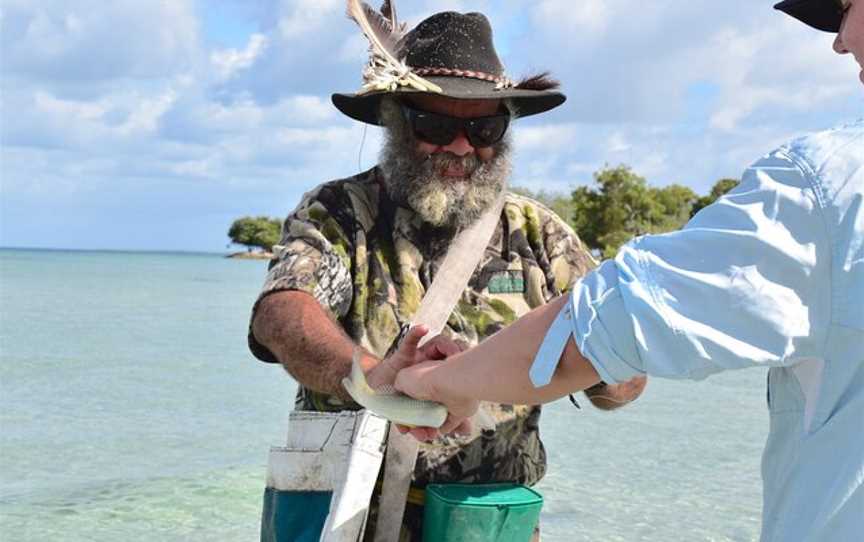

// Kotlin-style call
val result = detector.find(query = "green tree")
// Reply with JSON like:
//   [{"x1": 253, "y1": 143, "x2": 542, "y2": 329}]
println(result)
[
  {"x1": 690, "y1": 178, "x2": 740, "y2": 218},
  {"x1": 652, "y1": 183, "x2": 700, "y2": 231},
  {"x1": 514, "y1": 169, "x2": 738, "y2": 260},
  {"x1": 571, "y1": 165, "x2": 697, "y2": 259},
  {"x1": 228, "y1": 216, "x2": 282, "y2": 252}
]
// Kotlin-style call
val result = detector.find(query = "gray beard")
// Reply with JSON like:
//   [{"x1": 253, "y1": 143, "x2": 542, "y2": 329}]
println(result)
[{"x1": 378, "y1": 100, "x2": 512, "y2": 233}]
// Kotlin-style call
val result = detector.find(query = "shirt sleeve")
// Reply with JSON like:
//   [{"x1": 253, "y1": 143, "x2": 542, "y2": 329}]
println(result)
[
  {"x1": 247, "y1": 189, "x2": 355, "y2": 363},
  {"x1": 567, "y1": 150, "x2": 832, "y2": 383}
]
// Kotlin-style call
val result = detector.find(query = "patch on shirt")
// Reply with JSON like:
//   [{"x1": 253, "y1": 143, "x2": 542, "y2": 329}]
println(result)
[{"x1": 487, "y1": 270, "x2": 525, "y2": 294}]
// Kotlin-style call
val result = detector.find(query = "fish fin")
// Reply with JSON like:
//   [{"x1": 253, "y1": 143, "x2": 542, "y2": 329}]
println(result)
[
  {"x1": 473, "y1": 405, "x2": 497, "y2": 431},
  {"x1": 350, "y1": 352, "x2": 376, "y2": 397},
  {"x1": 451, "y1": 407, "x2": 496, "y2": 440},
  {"x1": 341, "y1": 377, "x2": 359, "y2": 404}
]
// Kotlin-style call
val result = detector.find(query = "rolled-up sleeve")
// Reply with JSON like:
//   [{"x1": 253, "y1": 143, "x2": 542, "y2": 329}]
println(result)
[
  {"x1": 247, "y1": 193, "x2": 355, "y2": 363},
  {"x1": 572, "y1": 151, "x2": 831, "y2": 383}
]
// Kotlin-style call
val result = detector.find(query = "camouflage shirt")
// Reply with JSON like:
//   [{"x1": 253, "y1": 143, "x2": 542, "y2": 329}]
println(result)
[{"x1": 249, "y1": 167, "x2": 595, "y2": 487}]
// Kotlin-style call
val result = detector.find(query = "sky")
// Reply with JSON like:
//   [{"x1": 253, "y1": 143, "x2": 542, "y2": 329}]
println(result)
[{"x1": 1, "y1": 0, "x2": 863, "y2": 252}]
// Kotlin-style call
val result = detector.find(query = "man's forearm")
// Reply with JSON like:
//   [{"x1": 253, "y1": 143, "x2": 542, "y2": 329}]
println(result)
[
  {"x1": 427, "y1": 295, "x2": 602, "y2": 405},
  {"x1": 251, "y1": 290, "x2": 377, "y2": 401}
]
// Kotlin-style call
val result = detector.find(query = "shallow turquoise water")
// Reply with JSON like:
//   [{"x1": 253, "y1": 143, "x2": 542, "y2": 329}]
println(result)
[{"x1": 0, "y1": 249, "x2": 765, "y2": 541}]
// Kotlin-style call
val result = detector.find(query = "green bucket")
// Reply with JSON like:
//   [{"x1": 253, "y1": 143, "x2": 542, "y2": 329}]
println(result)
[{"x1": 422, "y1": 483, "x2": 543, "y2": 542}]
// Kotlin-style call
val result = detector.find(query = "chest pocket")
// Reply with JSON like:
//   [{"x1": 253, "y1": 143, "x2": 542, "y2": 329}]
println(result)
[{"x1": 477, "y1": 261, "x2": 532, "y2": 321}]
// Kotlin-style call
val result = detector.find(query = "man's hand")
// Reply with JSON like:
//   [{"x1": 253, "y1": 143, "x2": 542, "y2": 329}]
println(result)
[
  {"x1": 365, "y1": 327, "x2": 478, "y2": 441},
  {"x1": 584, "y1": 375, "x2": 648, "y2": 410},
  {"x1": 394, "y1": 354, "x2": 480, "y2": 441},
  {"x1": 362, "y1": 327, "x2": 474, "y2": 441},
  {"x1": 365, "y1": 326, "x2": 464, "y2": 389}
]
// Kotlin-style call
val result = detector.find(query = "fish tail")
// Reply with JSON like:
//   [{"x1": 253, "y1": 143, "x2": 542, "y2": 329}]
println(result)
[
  {"x1": 350, "y1": 353, "x2": 375, "y2": 396},
  {"x1": 341, "y1": 376, "x2": 357, "y2": 402}
]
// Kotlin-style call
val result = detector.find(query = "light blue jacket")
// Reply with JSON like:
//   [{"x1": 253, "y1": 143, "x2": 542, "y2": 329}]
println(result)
[{"x1": 532, "y1": 120, "x2": 863, "y2": 540}]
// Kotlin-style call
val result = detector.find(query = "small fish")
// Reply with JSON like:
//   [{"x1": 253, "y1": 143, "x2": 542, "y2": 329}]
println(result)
[{"x1": 342, "y1": 355, "x2": 448, "y2": 428}]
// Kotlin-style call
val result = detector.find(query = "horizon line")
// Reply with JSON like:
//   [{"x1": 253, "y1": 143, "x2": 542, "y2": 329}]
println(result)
[{"x1": 0, "y1": 245, "x2": 235, "y2": 256}]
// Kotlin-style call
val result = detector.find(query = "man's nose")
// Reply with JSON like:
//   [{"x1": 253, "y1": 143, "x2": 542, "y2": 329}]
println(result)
[{"x1": 440, "y1": 130, "x2": 474, "y2": 157}]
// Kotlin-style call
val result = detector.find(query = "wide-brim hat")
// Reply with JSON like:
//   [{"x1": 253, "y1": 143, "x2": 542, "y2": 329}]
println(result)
[
  {"x1": 333, "y1": 7, "x2": 566, "y2": 126},
  {"x1": 774, "y1": 0, "x2": 845, "y2": 32}
]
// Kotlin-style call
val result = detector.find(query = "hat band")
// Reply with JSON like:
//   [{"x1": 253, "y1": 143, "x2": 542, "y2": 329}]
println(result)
[{"x1": 412, "y1": 67, "x2": 514, "y2": 88}]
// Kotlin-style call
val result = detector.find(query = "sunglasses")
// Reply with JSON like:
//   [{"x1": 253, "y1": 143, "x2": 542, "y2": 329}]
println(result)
[{"x1": 400, "y1": 103, "x2": 511, "y2": 148}]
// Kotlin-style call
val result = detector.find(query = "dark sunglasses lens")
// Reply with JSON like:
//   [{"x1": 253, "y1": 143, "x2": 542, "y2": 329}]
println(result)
[
  {"x1": 411, "y1": 112, "x2": 460, "y2": 146},
  {"x1": 467, "y1": 116, "x2": 509, "y2": 147}
]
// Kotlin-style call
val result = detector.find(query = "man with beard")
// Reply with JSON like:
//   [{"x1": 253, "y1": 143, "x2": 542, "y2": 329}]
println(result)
[{"x1": 248, "y1": 7, "x2": 645, "y2": 540}]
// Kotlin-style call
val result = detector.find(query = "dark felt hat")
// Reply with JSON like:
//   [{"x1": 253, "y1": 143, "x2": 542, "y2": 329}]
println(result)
[
  {"x1": 333, "y1": 10, "x2": 566, "y2": 125},
  {"x1": 774, "y1": 0, "x2": 846, "y2": 32}
]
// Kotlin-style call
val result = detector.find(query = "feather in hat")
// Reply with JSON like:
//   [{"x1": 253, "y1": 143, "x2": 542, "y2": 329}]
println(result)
[
  {"x1": 379, "y1": 0, "x2": 403, "y2": 33},
  {"x1": 346, "y1": 0, "x2": 442, "y2": 94}
]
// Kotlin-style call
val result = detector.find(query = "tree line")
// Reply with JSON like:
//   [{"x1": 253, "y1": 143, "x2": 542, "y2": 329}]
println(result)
[
  {"x1": 228, "y1": 165, "x2": 738, "y2": 258},
  {"x1": 513, "y1": 165, "x2": 738, "y2": 259}
]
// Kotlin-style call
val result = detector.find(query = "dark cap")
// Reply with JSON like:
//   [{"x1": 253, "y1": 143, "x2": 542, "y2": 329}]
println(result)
[{"x1": 774, "y1": 0, "x2": 846, "y2": 32}]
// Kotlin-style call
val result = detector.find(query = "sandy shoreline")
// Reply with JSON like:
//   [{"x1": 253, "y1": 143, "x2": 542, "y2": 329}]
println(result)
[{"x1": 226, "y1": 251, "x2": 274, "y2": 260}]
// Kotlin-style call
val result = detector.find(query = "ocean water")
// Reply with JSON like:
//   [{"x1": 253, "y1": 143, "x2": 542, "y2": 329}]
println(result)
[{"x1": 0, "y1": 249, "x2": 766, "y2": 541}]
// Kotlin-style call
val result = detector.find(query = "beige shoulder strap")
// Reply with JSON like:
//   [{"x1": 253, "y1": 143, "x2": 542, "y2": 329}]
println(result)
[{"x1": 373, "y1": 194, "x2": 506, "y2": 542}]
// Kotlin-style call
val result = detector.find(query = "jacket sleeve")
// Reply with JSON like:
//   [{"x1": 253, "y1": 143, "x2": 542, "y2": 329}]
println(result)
[
  {"x1": 247, "y1": 187, "x2": 355, "y2": 363},
  {"x1": 569, "y1": 150, "x2": 832, "y2": 383}
]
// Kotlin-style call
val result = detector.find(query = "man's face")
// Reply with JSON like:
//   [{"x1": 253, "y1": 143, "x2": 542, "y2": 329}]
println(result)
[
  {"x1": 834, "y1": 0, "x2": 864, "y2": 85},
  {"x1": 407, "y1": 95, "x2": 502, "y2": 167},
  {"x1": 378, "y1": 95, "x2": 512, "y2": 232}
]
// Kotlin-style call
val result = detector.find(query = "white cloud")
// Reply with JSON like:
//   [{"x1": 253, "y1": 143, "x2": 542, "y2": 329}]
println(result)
[
  {"x1": 271, "y1": 96, "x2": 338, "y2": 124},
  {"x1": 337, "y1": 34, "x2": 369, "y2": 64},
  {"x1": 171, "y1": 157, "x2": 220, "y2": 179},
  {"x1": 34, "y1": 91, "x2": 109, "y2": 121},
  {"x1": 2, "y1": 0, "x2": 862, "y2": 251},
  {"x1": 518, "y1": 0, "x2": 856, "y2": 131},
  {"x1": 514, "y1": 124, "x2": 580, "y2": 153},
  {"x1": 277, "y1": 0, "x2": 342, "y2": 39},
  {"x1": 211, "y1": 34, "x2": 269, "y2": 80},
  {"x1": 534, "y1": 0, "x2": 610, "y2": 34},
  {"x1": 120, "y1": 90, "x2": 179, "y2": 135},
  {"x1": 607, "y1": 133, "x2": 632, "y2": 153},
  {"x1": 157, "y1": 94, "x2": 337, "y2": 146},
  {"x1": 28, "y1": 87, "x2": 178, "y2": 141},
  {"x1": 2, "y1": 0, "x2": 200, "y2": 84},
  {"x1": 701, "y1": 24, "x2": 851, "y2": 131}
]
